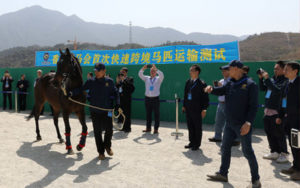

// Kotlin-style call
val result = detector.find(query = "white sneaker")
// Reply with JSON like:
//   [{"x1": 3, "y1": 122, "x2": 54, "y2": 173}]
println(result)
[
  {"x1": 276, "y1": 153, "x2": 289, "y2": 163},
  {"x1": 263, "y1": 152, "x2": 279, "y2": 160}
]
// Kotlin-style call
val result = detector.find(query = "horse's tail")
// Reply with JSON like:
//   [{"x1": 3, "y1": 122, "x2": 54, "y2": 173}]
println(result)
[{"x1": 26, "y1": 106, "x2": 35, "y2": 121}]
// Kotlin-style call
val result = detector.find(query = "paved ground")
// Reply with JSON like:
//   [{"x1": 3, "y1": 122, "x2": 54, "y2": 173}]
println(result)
[{"x1": 0, "y1": 111, "x2": 299, "y2": 188}]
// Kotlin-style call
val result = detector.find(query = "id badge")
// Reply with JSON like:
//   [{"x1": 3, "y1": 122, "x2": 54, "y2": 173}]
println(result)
[
  {"x1": 107, "y1": 112, "x2": 112, "y2": 117},
  {"x1": 282, "y1": 98, "x2": 287, "y2": 108},
  {"x1": 188, "y1": 93, "x2": 192, "y2": 100},
  {"x1": 265, "y1": 90, "x2": 272, "y2": 99},
  {"x1": 119, "y1": 87, "x2": 123, "y2": 93},
  {"x1": 149, "y1": 86, "x2": 154, "y2": 91}
]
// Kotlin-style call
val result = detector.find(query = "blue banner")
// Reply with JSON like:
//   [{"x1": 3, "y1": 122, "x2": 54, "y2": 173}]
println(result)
[{"x1": 35, "y1": 41, "x2": 239, "y2": 67}]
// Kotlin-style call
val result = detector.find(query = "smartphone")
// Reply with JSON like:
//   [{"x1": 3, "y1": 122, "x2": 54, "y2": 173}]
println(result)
[{"x1": 146, "y1": 64, "x2": 153, "y2": 68}]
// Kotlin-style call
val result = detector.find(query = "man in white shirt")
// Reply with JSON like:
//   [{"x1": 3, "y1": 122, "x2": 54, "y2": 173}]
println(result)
[{"x1": 138, "y1": 64, "x2": 164, "y2": 134}]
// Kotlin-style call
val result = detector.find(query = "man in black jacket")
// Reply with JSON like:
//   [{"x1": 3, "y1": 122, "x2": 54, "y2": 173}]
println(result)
[
  {"x1": 281, "y1": 61, "x2": 300, "y2": 181},
  {"x1": 182, "y1": 64, "x2": 209, "y2": 151},
  {"x1": 116, "y1": 67, "x2": 135, "y2": 132},
  {"x1": 16, "y1": 74, "x2": 29, "y2": 111},
  {"x1": 206, "y1": 60, "x2": 261, "y2": 188},
  {"x1": 1, "y1": 70, "x2": 13, "y2": 110},
  {"x1": 77, "y1": 63, "x2": 120, "y2": 160},
  {"x1": 258, "y1": 61, "x2": 289, "y2": 163}
]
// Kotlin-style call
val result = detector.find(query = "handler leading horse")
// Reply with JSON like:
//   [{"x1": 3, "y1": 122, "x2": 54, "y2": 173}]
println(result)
[{"x1": 27, "y1": 48, "x2": 87, "y2": 154}]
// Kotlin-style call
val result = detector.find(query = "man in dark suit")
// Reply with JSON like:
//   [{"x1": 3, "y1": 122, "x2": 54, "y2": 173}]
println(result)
[
  {"x1": 281, "y1": 61, "x2": 300, "y2": 181},
  {"x1": 116, "y1": 67, "x2": 135, "y2": 132},
  {"x1": 16, "y1": 74, "x2": 29, "y2": 111},
  {"x1": 182, "y1": 64, "x2": 209, "y2": 151},
  {"x1": 1, "y1": 70, "x2": 13, "y2": 110}
]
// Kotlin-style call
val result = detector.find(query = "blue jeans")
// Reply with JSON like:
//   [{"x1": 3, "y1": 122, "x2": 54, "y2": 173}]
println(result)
[
  {"x1": 214, "y1": 103, "x2": 226, "y2": 140},
  {"x1": 219, "y1": 122, "x2": 260, "y2": 183}
]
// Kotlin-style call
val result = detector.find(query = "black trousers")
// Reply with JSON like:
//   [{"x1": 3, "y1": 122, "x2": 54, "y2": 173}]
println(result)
[
  {"x1": 186, "y1": 111, "x2": 203, "y2": 148},
  {"x1": 91, "y1": 112, "x2": 113, "y2": 155},
  {"x1": 145, "y1": 96, "x2": 160, "y2": 130},
  {"x1": 263, "y1": 115, "x2": 288, "y2": 153},
  {"x1": 285, "y1": 115, "x2": 300, "y2": 170},
  {"x1": 120, "y1": 98, "x2": 132, "y2": 131},
  {"x1": 3, "y1": 92, "x2": 12, "y2": 110},
  {"x1": 18, "y1": 94, "x2": 27, "y2": 111}
]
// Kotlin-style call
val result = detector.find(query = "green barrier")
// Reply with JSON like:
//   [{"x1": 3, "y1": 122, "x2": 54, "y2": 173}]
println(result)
[{"x1": 0, "y1": 61, "x2": 284, "y2": 128}]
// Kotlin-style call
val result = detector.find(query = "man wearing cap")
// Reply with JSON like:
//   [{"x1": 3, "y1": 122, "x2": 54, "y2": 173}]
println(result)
[
  {"x1": 1, "y1": 70, "x2": 13, "y2": 110},
  {"x1": 205, "y1": 60, "x2": 261, "y2": 188},
  {"x1": 72, "y1": 63, "x2": 120, "y2": 160},
  {"x1": 208, "y1": 65, "x2": 230, "y2": 143},
  {"x1": 138, "y1": 64, "x2": 164, "y2": 134},
  {"x1": 116, "y1": 67, "x2": 135, "y2": 132},
  {"x1": 182, "y1": 64, "x2": 209, "y2": 151}
]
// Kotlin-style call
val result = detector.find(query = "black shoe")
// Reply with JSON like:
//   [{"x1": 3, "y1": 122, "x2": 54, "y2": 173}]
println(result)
[
  {"x1": 232, "y1": 141, "x2": 240, "y2": 146},
  {"x1": 207, "y1": 172, "x2": 228, "y2": 182},
  {"x1": 192, "y1": 147, "x2": 199, "y2": 151},
  {"x1": 184, "y1": 144, "x2": 193, "y2": 149},
  {"x1": 208, "y1": 137, "x2": 222, "y2": 142}
]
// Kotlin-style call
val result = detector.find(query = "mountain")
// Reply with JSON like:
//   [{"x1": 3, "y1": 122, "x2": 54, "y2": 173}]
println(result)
[
  {"x1": 0, "y1": 5, "x2": 246, "y2": 51},
  {"x1": 240, "y1": 32, "x2": 300, "y2": 61}
]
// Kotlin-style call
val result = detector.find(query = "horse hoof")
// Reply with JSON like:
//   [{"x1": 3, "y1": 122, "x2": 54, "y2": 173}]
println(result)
[
  {"x1": 76, "y1": 145, "x2": 82, "y2": 151},
  {"x1": 36, "y1": 136, "x2": 42, "y2": 141},
  {"x1": 59, "y1": 139, "x2": 65, "y2": 144},
  {"x1": 67, "y1": 149, "x2": 74, "y2": 155}
]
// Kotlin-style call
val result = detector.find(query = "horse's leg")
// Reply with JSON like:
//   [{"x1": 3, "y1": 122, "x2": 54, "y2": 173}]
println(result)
[
  {"x1": 75, "y1": 109, "x2": 88, "y2": 151},
  {"x1": 53, "y1": 110, "x2": 64, "y2": 143},
  {"x1": 34, "y1": 104, "x2": 44, "y2": 141},
  {"x1": 63, "y1": 111, "x2": 74, "y2": 155}
]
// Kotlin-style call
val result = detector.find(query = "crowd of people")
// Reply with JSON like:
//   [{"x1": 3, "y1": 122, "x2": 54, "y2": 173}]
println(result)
[{"x1": 1, "y1": 59, "x2": 300, "y2": 187}]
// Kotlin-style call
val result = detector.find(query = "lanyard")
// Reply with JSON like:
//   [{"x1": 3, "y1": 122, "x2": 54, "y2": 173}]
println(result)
[
  {"x1": 233, "y1": 77, "x2": 248, "y2": 86},
  {"x1": 189, "y1": 80, "x2": 197, "y2": 92},
  {"x1": 150, "y1": 77, "x2": 156, "y2": 85}
]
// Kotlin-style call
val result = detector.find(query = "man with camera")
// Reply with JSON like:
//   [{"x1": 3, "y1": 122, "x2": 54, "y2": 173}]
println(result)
[
  {"x1": 1, "y1": 70, "x2": 13, "y2": 110},
  {"x1": 138, "y1": 64, "x2": 164, "y2": 134},
  {"x1": 258, "y1": 61, "x2": 289, "y2": 163},
  {"x1": 280, "y1": 61, "x2": 300, "y2": 180},
  {"x1": 116, "y1": 67, "x2": 135, "y2": 132},
  {"x1": 206, "y1": 60, "x2": 261, "y2": 188},
  {"x1": 182, "y1": 64, "x2": 209, "y2": 151}
]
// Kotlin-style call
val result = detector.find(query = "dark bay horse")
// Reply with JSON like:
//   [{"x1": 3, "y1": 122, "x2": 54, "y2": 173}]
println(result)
[{"x1": 27, "y1": 48, "x2": 87, "y2": 155}]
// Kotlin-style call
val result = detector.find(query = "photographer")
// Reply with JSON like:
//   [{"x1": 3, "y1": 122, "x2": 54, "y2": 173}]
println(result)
[
  {"x1": 116, "y1": 67, "x2": 135, "y2": 132},
  {"x1": 138, "y1": 64, "x2": 164, "y2": 134},
  {"x1": 1, "y1": 70, "x2": 13, "y2": 110},
  {"x1": 258, "y1": 61, "x2": 289, "y2": 163}
]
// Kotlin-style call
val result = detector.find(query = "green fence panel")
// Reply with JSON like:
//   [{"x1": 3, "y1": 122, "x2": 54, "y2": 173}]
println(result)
[{"x1": 0, "y1": 61, "x2": 280, "y2": 128}]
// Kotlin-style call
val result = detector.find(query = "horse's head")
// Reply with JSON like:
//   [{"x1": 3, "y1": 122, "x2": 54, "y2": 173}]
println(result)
[{"x1": 55, "y1": 48, "x2": 82, "y2": 84}]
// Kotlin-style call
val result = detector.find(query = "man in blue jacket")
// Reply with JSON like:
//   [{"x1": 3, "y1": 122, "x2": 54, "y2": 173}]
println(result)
[{"x1": 206, "y1": 60, "x2": 261, "y2": 188}]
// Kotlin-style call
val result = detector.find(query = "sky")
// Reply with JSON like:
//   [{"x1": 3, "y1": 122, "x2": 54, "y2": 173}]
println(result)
[{"x1": 0, "y1": 0, "x2": 299, "y2": 36}]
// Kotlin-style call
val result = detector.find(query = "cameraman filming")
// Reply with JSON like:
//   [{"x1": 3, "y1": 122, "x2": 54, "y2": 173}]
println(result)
[{"x1": 258, "y1": 61, "x2": 289, "y2": 163}]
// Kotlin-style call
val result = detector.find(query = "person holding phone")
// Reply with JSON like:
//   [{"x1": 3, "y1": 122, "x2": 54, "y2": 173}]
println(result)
[
  {"x1": 116, "y1": 67, "x2": 135, "y2": 132},
  {"x1": 1, "y1": 70, "x2": 13, "y2": 110},
  {"x1": 138, "y1": 64, "x2": 164, "y2": 134}
]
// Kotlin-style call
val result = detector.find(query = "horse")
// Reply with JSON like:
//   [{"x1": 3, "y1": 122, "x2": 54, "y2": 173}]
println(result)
[{"x1": 27, "y1": 48, "x2": 88, "y2": 155}]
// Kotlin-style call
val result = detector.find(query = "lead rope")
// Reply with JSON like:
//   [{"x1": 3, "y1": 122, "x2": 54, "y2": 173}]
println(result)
[{"x1": 61, "y1": 83, "x2": 125, "y2": 130}]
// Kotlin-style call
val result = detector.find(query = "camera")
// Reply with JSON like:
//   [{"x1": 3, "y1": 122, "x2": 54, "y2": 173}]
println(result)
[
  {"x1": 256, "y1": 68, "x2": 265, "y2": 75},
  {"x1": 146, "y1": 64, "x2": 153, "y2": 69},
  {"x1": 213, "y1": 80, "x2": 219, "y2": 87},
  {"x1": 117, "y1": 73, "x2": 124, "y2": 77}
]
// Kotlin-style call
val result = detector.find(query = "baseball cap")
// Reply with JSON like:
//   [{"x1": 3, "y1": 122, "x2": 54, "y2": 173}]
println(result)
[
  {"x1": 94, "y1": 63, "x2": 105, "y2": 71},
  {"x1": 219, "y1": 65, "x2": 229, "y2": 70},
  {"x1": 228, "y1": 60, "x2": 244, "y2": 69}
]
